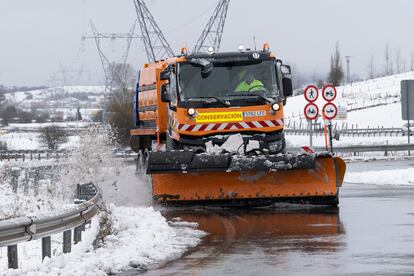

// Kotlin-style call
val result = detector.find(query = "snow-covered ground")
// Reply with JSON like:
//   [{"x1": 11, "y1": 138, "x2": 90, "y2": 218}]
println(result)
[
  {"x1": 0, "y1": 206, "x2": 205, "y2": 275},
  {"x1": 346, "y1": 168, "x2": 414, "y2": 186},
  {"x1": 0, "y1": 126, "x2": 206, "y2": 274}
]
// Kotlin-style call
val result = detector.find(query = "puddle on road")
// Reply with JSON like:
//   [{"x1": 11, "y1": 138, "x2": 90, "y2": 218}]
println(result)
[{"x1": 143, "y1": 208, "x2": 346, "y2": 275}]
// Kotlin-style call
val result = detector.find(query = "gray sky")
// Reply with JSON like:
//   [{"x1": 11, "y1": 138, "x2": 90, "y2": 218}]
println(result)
[{"x1": 1, "y1": 0, "x2": 414, "y2": 86}]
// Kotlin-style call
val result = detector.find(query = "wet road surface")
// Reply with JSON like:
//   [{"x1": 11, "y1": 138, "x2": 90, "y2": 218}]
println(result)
[{"x1": 126, "y1": 160, "x2": 414, "y2": 275}]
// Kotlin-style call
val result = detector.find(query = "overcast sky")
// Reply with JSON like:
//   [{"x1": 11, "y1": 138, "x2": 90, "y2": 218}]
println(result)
[{"x1": 1, "y1": 0, "x2": 414, "y2": 86}]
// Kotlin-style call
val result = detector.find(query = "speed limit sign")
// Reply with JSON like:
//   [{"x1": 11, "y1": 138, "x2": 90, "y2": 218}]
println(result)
[
  {"x1": 322, "y1": 84, "x2": 337, "y2": 102},
  {"x1": 322, "y1": 102, "x2": 338, "y2": 120}
]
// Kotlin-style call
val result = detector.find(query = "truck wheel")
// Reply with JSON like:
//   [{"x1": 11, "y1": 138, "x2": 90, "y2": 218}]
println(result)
[
  {"x1": 136, "y1": 149, "x2": 149, "y2": 174},
  {"x1": 130, "y1": 136, "x2": 141, "y2": 153},
  {"x1": 130, "y1": 135, "x2": 152, "y2": 153}
]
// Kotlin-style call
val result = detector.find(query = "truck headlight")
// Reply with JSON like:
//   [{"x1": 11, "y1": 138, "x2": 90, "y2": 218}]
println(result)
[
  {"x1": 187, "y1": 108, "x2": 196, "y2": 116},
  {"x1": 272, "y1": 103, "x2": 280, "y2": 111}
]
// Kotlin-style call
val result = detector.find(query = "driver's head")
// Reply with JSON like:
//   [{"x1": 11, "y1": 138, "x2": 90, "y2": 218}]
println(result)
[
  {"x1": 244, "y1": 68, "x2": 255, "y2": 84},
  {"x1": 245, "y1": 72, "x2": 254, "y2": 84}
]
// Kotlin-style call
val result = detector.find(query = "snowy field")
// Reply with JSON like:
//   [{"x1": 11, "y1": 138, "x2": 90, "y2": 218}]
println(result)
[{"x1": 4, "y1": 85, "x2": 106, "y2": 121}]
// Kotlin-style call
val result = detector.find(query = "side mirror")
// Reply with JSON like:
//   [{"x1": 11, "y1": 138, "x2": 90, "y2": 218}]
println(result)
[
  {"x1": 160, "y1": 84, "x2": 171, "y2": 102},
  {"x1": 160, "y1": 69, "x2": 171, "y2": 81},
  {"x1": 282, "y1": 77, "x2": 293, "y2": 97},
  {"x1": 280, "y1": 64, "x2": 292, "y2": 75}
]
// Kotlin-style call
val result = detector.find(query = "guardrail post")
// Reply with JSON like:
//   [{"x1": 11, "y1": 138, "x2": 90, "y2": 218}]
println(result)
[
  {"x1": 11, "y1": 168, "x2": 21, "y2": 193},
  {"x1": 76, "y1": 184, "x2": 81, "y2": 199},
  {"x1": 74, "y1": 226, "x2": 82, "y2": 244},
  {"x1": 63, "y1": 230, "x2": 72, "y2": 253},
  {"x1": 42, "y1": 236, "x2": 51, "y2": 260},
  {"x1": 34, "y1": 169, "x2": 40, "y2": 196},
  {"x1": 8, "y1": 245, "x2": 18, "y2": 269}
]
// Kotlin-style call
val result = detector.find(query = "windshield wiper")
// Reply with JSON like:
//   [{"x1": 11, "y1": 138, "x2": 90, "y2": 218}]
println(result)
[
  {"x1": 227, "y1": 93, "x2": 274, "y2": 104},
  {"x1": 187, "y1": 97, "x2": 230, "y2": 106}
]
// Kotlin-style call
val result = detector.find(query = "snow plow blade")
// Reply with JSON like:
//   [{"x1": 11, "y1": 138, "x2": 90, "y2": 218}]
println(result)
[{"x1": 148, "y1": 151, "x2": 346, "y2": 207}]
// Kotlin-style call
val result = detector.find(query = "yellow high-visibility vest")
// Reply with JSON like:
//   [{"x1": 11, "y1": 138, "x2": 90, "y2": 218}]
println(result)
[{"x1": 235, "y1": 79, "x2": 264, "y2": 92}]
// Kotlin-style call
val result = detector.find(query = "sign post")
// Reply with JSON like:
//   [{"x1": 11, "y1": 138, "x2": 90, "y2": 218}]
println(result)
[
  {"x1": 304, "y1": 85, "x2": 319, "y2": 147},
  {"x1": 401, "y1": 80, "x2": 414, "y2": 156},
  {"x1": 322, "y1": 85, "x2": 338, "y2": 153}
]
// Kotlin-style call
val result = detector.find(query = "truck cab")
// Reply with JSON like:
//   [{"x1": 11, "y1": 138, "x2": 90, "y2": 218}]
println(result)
[{"x1": 130, "y1": 46, "x2": 293, "y2": 154}]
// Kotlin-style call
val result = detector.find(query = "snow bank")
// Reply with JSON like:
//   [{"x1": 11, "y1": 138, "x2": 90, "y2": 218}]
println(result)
[
  {"x1": 1, "y1": 206, "x2": 206, "y2": 275},
  {"x1": 345, "y1": 168, "x2": 414, "y2": 185}
]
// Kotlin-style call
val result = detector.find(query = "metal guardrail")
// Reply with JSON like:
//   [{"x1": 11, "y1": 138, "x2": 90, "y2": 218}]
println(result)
[
  {"x1": 320, "y1": 144, "x2": 414, "y2": 153},
  {"x1": 285, "y1": 127, "x2": 408, "y2": 137},
  {"x1": 0, "y1": 149, "x2": 136, "y2": 162},
  {"x1": 288, "y1": 144, "x2": 414, "y2": 154},
  {"x1": 0, "y1": 182, "x2": 102, "y2": 269}
]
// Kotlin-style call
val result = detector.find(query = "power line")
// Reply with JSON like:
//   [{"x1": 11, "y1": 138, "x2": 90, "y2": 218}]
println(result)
[
  {"x1": 192, "y1": 0, "x2": 230, "y2": 54},
  {"x1": 133, "y1": 0, "x2": 174, "y2": 63}
]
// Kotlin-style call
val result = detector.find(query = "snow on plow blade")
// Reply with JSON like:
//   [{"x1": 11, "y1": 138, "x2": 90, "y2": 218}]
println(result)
[{"x1": 148, "y1": 151, "x2": 346, "y2": 207}]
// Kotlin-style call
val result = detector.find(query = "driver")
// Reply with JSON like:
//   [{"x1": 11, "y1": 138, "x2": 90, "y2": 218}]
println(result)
[{"x1": 235, "y1": 69, "x2": 265, "y2": 92}]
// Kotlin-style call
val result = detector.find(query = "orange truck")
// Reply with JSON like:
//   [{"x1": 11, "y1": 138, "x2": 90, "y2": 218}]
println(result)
[{"x1": 130, "y1": 44, "x2": 346, "y2": 207}]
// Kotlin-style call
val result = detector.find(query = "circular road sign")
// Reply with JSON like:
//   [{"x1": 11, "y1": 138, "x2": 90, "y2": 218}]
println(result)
[
  {"x1": 304, "y1": 102, "x2": 319, "y2": 121},
  {"x1": 322, "y1": 84, "x2": 337, "y2": 102},
  {"x1": 304, "y1": 85, "x2": 319, "y2": 102},
  {"x1": 322, "y1": 102, "x2": 338, "y2": 120}
]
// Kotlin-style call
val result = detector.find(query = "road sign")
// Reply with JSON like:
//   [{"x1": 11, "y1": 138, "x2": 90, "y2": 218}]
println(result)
[
  {"x1": 336, "y1": 106, "x2": 347, "y2": 120},
  {"x1": 322, "y1": 84, "x2": 337, "y2": 102},
  {"x1": 304, "y1": 102, "x2": 319, "y2": 120},
  {"x1": 401, "y1": 80, "x2": 414, "y2": 120},
  {"x1": 304, "y1": 85, "x2": 319, "y2": 102},
  {"x1": 322, "y1": 102, "x2": 337, "y2": 120}
]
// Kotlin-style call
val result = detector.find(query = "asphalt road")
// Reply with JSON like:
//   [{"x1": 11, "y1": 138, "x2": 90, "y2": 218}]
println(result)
[{"x1": 126, "y1": 159, "x2": 414, "y2": 276}]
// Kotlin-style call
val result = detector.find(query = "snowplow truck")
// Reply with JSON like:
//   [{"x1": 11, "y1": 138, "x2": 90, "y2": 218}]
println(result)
[{"x1": 130, "y1": 45, "x2": 346, "y2": 207}]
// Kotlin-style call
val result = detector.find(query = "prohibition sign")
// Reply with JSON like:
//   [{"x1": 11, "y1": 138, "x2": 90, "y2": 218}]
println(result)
[
  {"x1": 322, "y1": 84, "x2": 337, "y2": 102},
  {"x1": 322, "y1": 102, "x2": 338, "y2": 120},
  {"x1": 304, "y1": 85, "x2": 319, "y2": 102},
  {"x1": 304, "y1": 102, "x2": 319, "y2": 121}
]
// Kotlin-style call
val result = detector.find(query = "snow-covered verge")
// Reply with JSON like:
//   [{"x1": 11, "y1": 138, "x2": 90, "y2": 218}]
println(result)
[
  {"x1": 345, "y1": 168, "x2": 414, "y2": 186},
  {"x1": 285, "y1": 71, "x2": 414, "y2": 129},
  {"x1": 285, "y1": 133, "x2": 407, "y2": 148},
  {"x1": 0, "y1": 125, "x2": 207, "y2": 274},
  {"x1": 0, "y1": 206, "x2": 205, "y2": 275}
]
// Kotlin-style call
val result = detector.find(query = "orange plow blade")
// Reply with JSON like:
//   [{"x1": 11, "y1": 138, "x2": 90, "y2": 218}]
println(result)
[{"x1": 151, "y1": 155, "x2": 346, "y2": 207}]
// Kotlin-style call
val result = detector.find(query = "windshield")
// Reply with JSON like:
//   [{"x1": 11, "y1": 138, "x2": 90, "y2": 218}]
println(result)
[{"x1": 178, "y1": 60, "x2": 279, "y2": 104}]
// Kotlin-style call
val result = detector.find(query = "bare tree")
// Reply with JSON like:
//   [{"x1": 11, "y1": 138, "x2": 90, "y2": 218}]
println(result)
[
  {"x1": 40, "y1": 126, "x2": 68, "y2": 150},
  {"x1": 106, "y1": 63, "x2": 136, "y2": 146},
  {"x1": 367, "y1": 55, "x2": 375, "y2": 79},
  {"x1": 327, "y1": 42, "x2": 344, "y2": 87},
  {"x1": 107, "y1": 62, "x2": 136, "y2": 91},
  {"x1": 384, "y1": 44, "x2": 393, "y2": 76},
  {"x1": 411, "y1": 51, "x2": 414, "y2": 71},
  {"x1": 108, "y1": 88, "x2": 134, "y2": 146},
  {"x1": 395, "y1": 48, "x2": 402, "y2": 74}
]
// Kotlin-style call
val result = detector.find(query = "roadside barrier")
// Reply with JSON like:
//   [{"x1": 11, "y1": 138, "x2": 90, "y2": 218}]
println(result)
[{"x1": 0, "y1": 182, "x2": 102, "y2": 269}]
